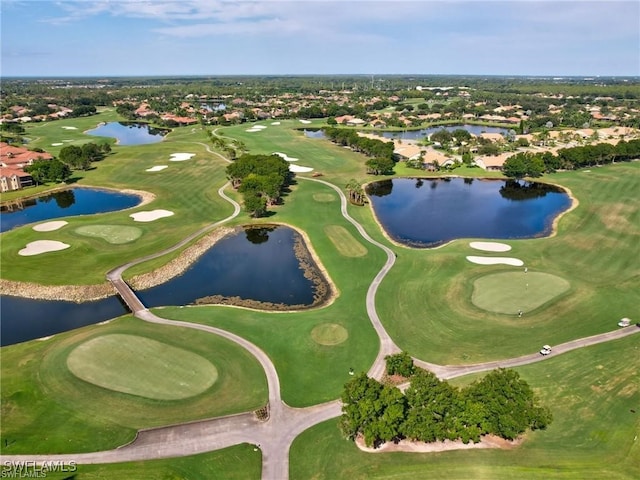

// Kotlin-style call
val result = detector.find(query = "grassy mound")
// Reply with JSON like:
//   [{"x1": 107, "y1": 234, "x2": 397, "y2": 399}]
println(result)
[
  {"x1": 472, "y1": 271, "x2": 570, "y2": 314},
  {"x1": 67, "y1": 334, "x2": 218, "y2": 400},
  {"x1": 74, "y1": 224, "x2": 143, "y2": 244},
  {"x1": 311, "y1": 323, "x2": 349, "y2": 346},
  {"x1": 313, "y1": 193, "x2": 337, "y2": 202},
  {"x1": 324, "y1": 225, "x2": 368, "y2": 257}
]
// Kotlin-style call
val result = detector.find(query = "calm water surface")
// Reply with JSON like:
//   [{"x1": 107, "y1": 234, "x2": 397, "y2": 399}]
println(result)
[
  {"x1": 86, "y1": 122, "x2": 168, "y2": 145},
  {"x1": 1, "y1": 226, "x2": 317, "y2": 346},
  {"x1": 367, "y1": 177, "x2": 571, "y2": 247},
  {"x1": 374, "y1": 124, "x2": 511, "y2": 140},
  {"x1": 0, "y1": 188, "x2": 142, "y2": 233}
]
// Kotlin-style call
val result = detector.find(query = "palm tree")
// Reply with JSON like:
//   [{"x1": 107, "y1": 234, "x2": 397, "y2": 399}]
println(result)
[{"x1": 346, "y1": 179, "x2": 366, "y2": 205}]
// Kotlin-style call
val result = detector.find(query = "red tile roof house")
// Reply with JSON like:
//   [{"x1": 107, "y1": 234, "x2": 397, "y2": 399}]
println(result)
[{"x1": 0, "y1": 142, "x2": 53, "y2": 192}]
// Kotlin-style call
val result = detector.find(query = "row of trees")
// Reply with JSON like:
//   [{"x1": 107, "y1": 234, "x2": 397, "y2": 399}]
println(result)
[
  {"x1": 226, "y1": 154, "x2": 291, "y2": 217},
  {"x1": 503, "y1": 138, "x2": 640, "y2": 179},
  {"x1": 24, "y1": 159, "x2": 71, "y2": 184},
  {"x1": 57, "y1": 142, "x2": 111, "y2": 170},
  {"x1": 323, "y1": 127, "x2": 396, "y2": 175},
  {"x1": 341, "y1": 367, "x2": 552, "y2": 447}
]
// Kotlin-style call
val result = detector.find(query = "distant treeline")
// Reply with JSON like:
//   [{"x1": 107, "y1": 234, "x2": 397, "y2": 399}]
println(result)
[{"x1": 322, "y1": 127, "x2": 394, "y2": 160}]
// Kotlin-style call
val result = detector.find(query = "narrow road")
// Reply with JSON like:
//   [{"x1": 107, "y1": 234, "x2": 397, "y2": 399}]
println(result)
[{"x1": 3, "y1": 169, "x2": 637, "y2": 480}]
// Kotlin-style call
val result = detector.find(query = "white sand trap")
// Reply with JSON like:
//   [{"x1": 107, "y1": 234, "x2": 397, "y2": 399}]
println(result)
[
  {"x1": 130, "y1": 209, "x2": 174, "y2": 222},
  {"x1": 63, "y1": 140, "x2": 74, "y2": 142},
  {"x1": 146, "y1": 165, "x2": 168, "y2": 172},
  {"x1": 19, "y1": 240, "x2": 70, "y2": 256},
  {"x1": 289, "y1": 164, "x2": 314, "y2": 173},
  {"x1": 51, "y1": 142, "x2": 64, "y2": 146},
  {"x1": 33, "y1": 220, "x2": 68, "y2": 232},
  {"x1": 469, "y1": 241, "x2": 512, "y2": 252},
  {"x1": 61, "y1": 126, "x2": 78, "y2": 130},
  {"x1": 466, "y1": 256, "x2": 524, "y2": 266},
  {"x1": 273, "y1": 152, "x2": 299, "y2": 162},
  {"x1": 246, "y1": 128, "x2": 262, "y2": 132},
  {"x1": 271, "y1": 122, "x2": 281, "y2": 125},
  {"x1": 253, "y1": 125, "x2": 267, "y2": 129},
  {"x1": 169, "y1": 153, "x2": 195, "y2": 162},
  {"x1": 299, "y1": 119, "x2": 312, "y2": 124}
]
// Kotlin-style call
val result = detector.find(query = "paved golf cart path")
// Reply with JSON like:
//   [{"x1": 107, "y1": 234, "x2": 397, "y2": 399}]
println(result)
[{"x1": 3, "y1": 172, "x2": 637, "y2": 479}]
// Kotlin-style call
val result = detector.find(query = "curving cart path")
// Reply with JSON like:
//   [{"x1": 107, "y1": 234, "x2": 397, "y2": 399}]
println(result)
[{"x1": 2, "y1": 168, "x2": 638, "y2": 479}]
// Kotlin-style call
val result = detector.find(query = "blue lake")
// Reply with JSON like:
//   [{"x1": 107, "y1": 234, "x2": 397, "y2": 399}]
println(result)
[
  {"x1": 86, "y1": 122, "x2": 168, "y2": 145},
  {"x1": 374, "y1": 124, "x2": 511, "y2": 140},
  {"x1": 0, "y1": 188, "x2": 142, "y2": 233},
  {"x1": 366, "y1": 177, "x2": 572, "y2": 247},
  {"x1": 1, "y1": 225, "x2": 323, "y2": 346}
]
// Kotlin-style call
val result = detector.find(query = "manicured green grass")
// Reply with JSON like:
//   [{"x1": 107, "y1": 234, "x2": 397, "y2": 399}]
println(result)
[
  {"x1": 66, "y1": 334, "x2": 218, "y2": 400},
  {"x1": 0, "y1": 317, "x2": 267, "y2": 453},
  {"x1": 324, "y1": 225, "x2": 368, "y2": 257},
  {"x1": 290, "y1": 335, "x2": 640, "y2": 479},
  {"x1": 311, "y1": 323, "x2": 349, "y2": 345},
  {"x1": 74, "y1": 224, "x2": 143, "y2": 243},
  {"x1": 471, "y1": 271, "x2": 570, "y2": 314},
  {"x1": 38, "y1": 444, "x2": 261, "y2": 480}
]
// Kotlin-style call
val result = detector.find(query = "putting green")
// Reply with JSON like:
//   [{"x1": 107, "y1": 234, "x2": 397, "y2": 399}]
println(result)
[
  {"x1": 313, "y1": 193, "x2": 336, "y2": 202},
  {"x1": 324, "y1": 225, "x2": 367, "y2": 257},
  {"x1": 311, "y1": 323, "x2": 349, "y2": 345},
  {"x1": 472, "y1": 271, "x2": 570, "y2": 315},
  {"x1": 67, "y1": 334, "x2": 218, "y2": 400},
  {"x1": 75, "y1": 225, "x2": 143, "y2": 244}
]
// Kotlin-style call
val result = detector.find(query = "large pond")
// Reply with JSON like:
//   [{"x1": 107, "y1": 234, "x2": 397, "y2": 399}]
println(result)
[
  {"x1": 1, "y1": 225, "x2": 325, "y2": 346},
  {"x1": 86, "y1": 122, "x2": 168, "y2": 145},
  {"x1": 0, "y1": 188, "x2": 142, "y2": 232},
  {"x1": 366, "y1": 177, "x2": 571, "y2": 247},
  {"x1": 0, "y1": 188, "x2": 142, "y2": 233},
  {"x1": 374, "y1": 124, "x2": 511, "y2": 140}
]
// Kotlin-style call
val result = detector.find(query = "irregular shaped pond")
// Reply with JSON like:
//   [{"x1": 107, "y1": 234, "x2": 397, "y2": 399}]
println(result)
[
  {"x1": 1, "y1": 225, "x2": 328, "y2": 346},
  {"x1": 366, "y1": 177, "x2": 572, "y2": 247},
  {"x1": 0, "y1": 188, "x2": 142, "y2": 232},
  {"x1": 86, "y1": 122, "x2": 168, "y2": 145}
]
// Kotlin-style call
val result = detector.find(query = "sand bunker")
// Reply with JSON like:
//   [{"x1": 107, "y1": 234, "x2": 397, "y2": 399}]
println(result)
[
  {"x1": 32, "y1": 221, "x2": 68, "y2": 232},
  {"x1": 51, "y1": 143, "x2": 64, "y2": 146},
  {"x1": 169, "y1": 153, "x2": 195, "y2": 162},
  {"x1": 130, "y1": 209, "x2": 174, "y2": 222},
  {"x1": 299, "y1": 119, "x2": 312, "y2": 124},
  {"x1": 466, "y1": 256, "x2": 524, "y2": 266},
  {"x1": 61, "y1": 126, "x2": 78, "y2": 130},
  {"x1": 289, "y1": 164, "x2": 314, "y2": 173},
  {"x1": 146, "y1": 165, "x2": 168, "y2": 172},
  {"x1": 469, "y1": 241, "x2": 512, "y2": 252},
  {"x1": 271, "y1": 122, "x2": 281, "y2": 125},
  {"x1": 274, "y1": 152, "x2": 299, "y2": 162},
  {"x1": 246, "y1": 128, "x2": 262, "y2": 132},
  {"x1": 19, "y1": 240, "x2": 70, "y2": 256}
]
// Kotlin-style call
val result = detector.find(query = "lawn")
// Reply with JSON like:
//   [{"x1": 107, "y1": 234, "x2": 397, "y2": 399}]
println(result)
[
  {"x1": 0, "y1": 316, "x2": 267, "y2": 454},
  {"x1": 290, "y1": 334, "x2": 640, "y2": 480}
]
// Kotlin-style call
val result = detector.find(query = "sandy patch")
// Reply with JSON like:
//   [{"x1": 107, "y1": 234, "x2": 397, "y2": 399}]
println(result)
[
  {"x1": 274, "y1": 152, "x2": 299, "y2": 162},
  {"x1": 61, "y1": 126, "x2": 78, "y2": 130},
  {"x1": 271, "y1": 122, "x2": 281, "y2": 125},
  {"x1": 466, "y1": 256, "x2": 524, "y2": 266},
  {"x1": 51, "y1": 142, "x2": 64, "y2": 146},
  {"x1": 252, "y1": 125, "x2": 267, "y2": 130},
  {"x1": 169, "y1": 153, "x2": 195, "y2": 162},
  {"x1": 299, "y1": 119, "x2": 312, "y2": 124},
  {"x1": 146, "y1": 165, "x2": 168, "y2": 172},
  {"x1": 245, "y1": 128, "x2": 262, "y2": 132},
  {"x1": 355, "y1": 434, "x2": 521, "y2": 453},
  {"x1": 33, "y1": 220, "x2": 68, "y2": 232},
  {"x1": 289, "y1": 164, "x2": 314, "y2": 173},
  {"x1": 469, "y1": 241, "x2": 512, "y2": 252},
  {"x1": 130, "y1": 209, "x2": 174, "y2": 222},
  {"x1": 19, "y1": 240, "x2": 70, "y2": 256}
]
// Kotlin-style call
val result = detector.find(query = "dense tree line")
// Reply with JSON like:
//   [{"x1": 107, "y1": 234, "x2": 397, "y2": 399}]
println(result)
[
  {"x1": 323, "y1": 127, "x2": 395, "y2": 175},
  {"x1": 57, "y1": 142, "x2": 111, "y2": 170},
  {"x1": 24, "y1": 158, "x2": 71, "y2": 184},
  {"x1": 341, "y1": 368, "x2": 552, "y2": 448},
  {"x1": 226, "y1": 154, "x2": 291, "y2": 217}
]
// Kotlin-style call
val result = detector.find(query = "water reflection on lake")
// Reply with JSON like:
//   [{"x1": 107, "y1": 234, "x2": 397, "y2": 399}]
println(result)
[
  {"x1": 366, "y1": 177, "x2": 571, "y2": 247},
  {"x1": 86, "y1": 122, "x2": 168, "y2": 145}
]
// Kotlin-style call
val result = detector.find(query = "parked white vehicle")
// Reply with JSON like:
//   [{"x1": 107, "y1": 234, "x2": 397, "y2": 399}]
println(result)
[{"x1": 540, "y1": 345, "x2": 552, "y2": 356}]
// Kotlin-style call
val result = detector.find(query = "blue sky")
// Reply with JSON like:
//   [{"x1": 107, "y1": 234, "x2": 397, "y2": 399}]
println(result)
[{"x1": 1, "y1": 0, "x2": 639, "y2": 77}]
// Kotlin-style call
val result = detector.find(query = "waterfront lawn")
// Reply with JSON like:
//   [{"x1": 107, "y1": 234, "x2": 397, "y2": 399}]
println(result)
[
  {"x1": 290, "y1": 334, "x2": 640, "y2": 480},
  {"x1": 0, "y1": 316, "x2": 267, "y2": 454},
  {"x1": 39, "y1": 444, "x2": 261, "y2": 480},
  {"x1": 373, "y1": 162, "x2": 640, "y2": 363}
]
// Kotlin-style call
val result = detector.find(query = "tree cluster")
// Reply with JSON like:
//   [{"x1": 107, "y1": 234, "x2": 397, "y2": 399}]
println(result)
[
  {"x1": 323, "y1": 127, "x2": 395, "y2": 175},
  {"x1": 23, "y1": 158, "x2": 71, "y2": 184},
  {"x1": 226, "y1": 154, "x2": 291, "y2": 217},
  {"x1": 340, "y1": 368, "x2": 552, "y2": 448},
  {"x1": 57, "y1": 142, "x2": 111, "y2": 170}
]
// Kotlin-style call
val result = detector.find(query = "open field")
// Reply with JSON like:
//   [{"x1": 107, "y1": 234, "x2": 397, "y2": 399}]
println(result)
[
  {"x1": 290, "y1": 335, "x2": 640, "y2": 480},
  {"x1": 0, "y1": 317, "x2": 267, "y2": 453}
]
